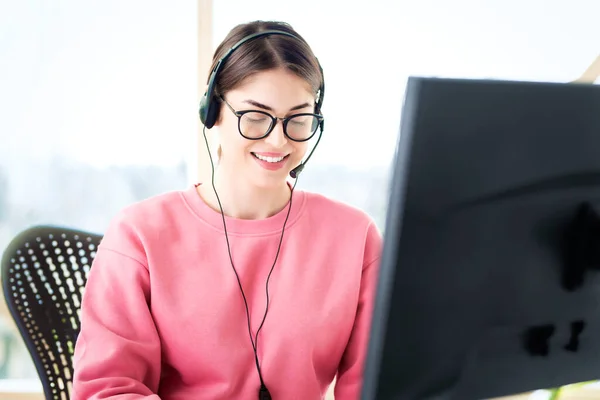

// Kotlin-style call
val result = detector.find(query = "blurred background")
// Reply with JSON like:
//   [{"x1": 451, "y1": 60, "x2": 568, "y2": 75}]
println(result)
[{"x1": 0, "y1": 0, "x2": 598, "y2": 398}]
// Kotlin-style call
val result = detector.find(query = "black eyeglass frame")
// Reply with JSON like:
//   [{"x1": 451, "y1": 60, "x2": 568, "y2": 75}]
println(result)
[{"x1": 220, "y1": 96, "x2": 324, "y2": 142}]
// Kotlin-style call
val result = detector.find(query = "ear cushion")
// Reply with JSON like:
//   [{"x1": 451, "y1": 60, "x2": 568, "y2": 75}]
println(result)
[
  {"x1": 199, "y1": 93, "x2": 210, "y2": 125},
  {"x1": 205, "y1": 98, "x2": 220, "y2": 129},
  {"x1": 199, "y1": 93, "x2": 220, "y2": 129}
]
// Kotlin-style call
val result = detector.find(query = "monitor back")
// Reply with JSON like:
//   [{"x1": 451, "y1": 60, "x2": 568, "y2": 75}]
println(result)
[{"x1": 362, "y1": 77, "x2": 600, "y2": 400}]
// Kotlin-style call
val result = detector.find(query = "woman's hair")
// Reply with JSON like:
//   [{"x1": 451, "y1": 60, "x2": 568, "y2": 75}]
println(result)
[{"x1": 209, "y1": 20, "x2": 323, "y2": 102}]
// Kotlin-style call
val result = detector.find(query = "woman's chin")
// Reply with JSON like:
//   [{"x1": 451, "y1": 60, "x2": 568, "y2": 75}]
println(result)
[{"x1": 249, "y1": 173, "x2": 290, "y2": 190}]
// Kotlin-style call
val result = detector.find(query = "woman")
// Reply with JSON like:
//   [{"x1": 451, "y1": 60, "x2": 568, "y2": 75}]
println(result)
[{"x1": 72, "y1": 20, "x2": 382, "y2": 400}]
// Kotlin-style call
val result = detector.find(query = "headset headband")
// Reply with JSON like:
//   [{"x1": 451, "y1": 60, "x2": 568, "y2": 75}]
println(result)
[{"x1": 199, "y1": 29, "x2": 325, "y2": 129}]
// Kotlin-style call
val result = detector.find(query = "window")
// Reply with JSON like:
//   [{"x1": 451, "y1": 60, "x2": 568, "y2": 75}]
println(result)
[{"x1": 0, "y1": 1, "x2": 197, "y2": 381}]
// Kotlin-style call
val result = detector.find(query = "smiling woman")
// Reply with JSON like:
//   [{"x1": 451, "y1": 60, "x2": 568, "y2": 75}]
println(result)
[{"x1": 71, "y1": 20, "x2": 382, "y2": 400}]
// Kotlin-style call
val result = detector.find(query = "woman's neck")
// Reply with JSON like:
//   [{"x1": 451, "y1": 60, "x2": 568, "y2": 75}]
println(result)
[{"x1": 197, "y1": 169, "x2": 292, "y2": 220}]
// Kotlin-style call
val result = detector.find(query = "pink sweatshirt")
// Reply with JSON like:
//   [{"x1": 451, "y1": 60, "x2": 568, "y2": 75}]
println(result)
[{"x1": 72, "y1": 184, "x2": 382, "y2": 400}]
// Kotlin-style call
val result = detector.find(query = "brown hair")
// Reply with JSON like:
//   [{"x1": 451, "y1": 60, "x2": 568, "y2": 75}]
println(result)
[{"x1": 208, "y1": 21, "x2": 323, "y2": 107}]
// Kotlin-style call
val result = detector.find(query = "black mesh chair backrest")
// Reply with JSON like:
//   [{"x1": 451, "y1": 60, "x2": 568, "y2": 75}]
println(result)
[{"x1": 1, "y1": 225, "x2": 102, "y2": 400}]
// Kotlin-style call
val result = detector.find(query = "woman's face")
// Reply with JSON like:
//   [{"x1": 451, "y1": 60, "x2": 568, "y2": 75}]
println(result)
[{"x1": 215, "y1": 68, "x2": 316, "y2": 190}]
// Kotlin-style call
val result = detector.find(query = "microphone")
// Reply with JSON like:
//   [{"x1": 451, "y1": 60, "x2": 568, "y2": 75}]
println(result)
[
  {"x1": 289, "y1": 129, "x2": 323, "y2": 179},
  {"x1": 289, "y1": 163, "x2": 304, "y2": 179}
]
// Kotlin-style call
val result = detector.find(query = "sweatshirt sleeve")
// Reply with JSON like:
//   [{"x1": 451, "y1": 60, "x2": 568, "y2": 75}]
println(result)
[
  {"x1": 334, "y1": 220, "x2": 383, "y2": 400},
  {"x1": 72, "y1": 212, "x2": 162, "y2": 400}
]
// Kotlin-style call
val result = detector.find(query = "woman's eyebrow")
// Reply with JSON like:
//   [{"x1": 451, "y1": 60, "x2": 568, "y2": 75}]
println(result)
[{"x1": 242, "y1": 99, "x2": 312, "y2": 112}]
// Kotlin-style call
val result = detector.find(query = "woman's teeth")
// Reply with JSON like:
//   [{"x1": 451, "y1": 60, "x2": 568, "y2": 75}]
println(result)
[{"x1": 253, "y1": 153, "x2": 286, "y2": 163}]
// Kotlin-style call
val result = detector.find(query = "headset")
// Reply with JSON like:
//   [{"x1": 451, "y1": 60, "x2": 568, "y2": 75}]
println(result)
[
  {"x1": 198, "y1": 30, "x2": 326, "y2": 400},
  {"x1": 199, "y1": 29, "x2": 325, "y2": 180}
]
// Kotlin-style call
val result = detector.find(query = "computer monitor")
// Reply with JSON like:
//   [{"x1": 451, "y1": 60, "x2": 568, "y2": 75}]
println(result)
[{"x1": 362, "y1": 77, "x2": 600, "y2": 400}]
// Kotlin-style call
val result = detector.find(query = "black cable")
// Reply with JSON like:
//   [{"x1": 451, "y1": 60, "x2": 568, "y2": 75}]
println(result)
[{"x1": 202, "y1": 126, "x2": 297, "y2": 397}]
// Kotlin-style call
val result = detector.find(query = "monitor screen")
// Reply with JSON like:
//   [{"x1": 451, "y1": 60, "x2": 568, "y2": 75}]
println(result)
[{"x1": 362, "y1": 77, "x2": 600, "y2": 400}]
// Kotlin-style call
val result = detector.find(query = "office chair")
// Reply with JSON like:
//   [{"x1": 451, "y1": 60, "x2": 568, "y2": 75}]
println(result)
[{"x1": 1, "y1": 225, "x2": 102, "y2": 400}]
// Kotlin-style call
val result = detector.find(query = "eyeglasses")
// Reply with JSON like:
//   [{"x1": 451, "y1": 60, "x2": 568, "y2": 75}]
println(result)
[{"x1": 220, "y1": 96, "x2": 323, "y2": 142}]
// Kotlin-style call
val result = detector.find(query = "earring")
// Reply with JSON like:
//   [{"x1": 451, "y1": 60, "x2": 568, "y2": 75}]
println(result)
[{"x1": 210, "y1": 133, "x2": 221, "y2": 163}]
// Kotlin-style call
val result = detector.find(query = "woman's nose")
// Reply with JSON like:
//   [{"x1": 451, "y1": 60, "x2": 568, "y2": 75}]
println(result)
[{"x1": 264, "y1": 119, "x2": 287, "y2": 148}]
